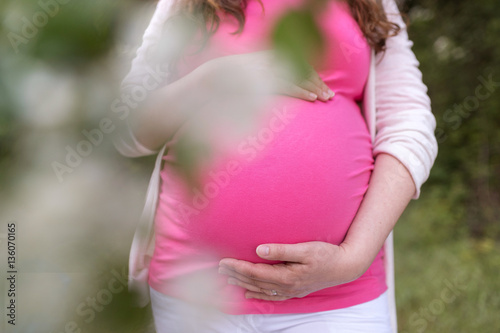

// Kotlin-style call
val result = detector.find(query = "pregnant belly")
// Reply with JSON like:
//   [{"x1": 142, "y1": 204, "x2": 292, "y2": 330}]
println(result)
[{"x1": 158, "y1": 95, "x2": 374, "y2": 264}]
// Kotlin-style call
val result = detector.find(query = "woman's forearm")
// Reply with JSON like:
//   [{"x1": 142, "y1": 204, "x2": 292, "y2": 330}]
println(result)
[
  {"x1": 126, "y1": 50, "x2": 336, "y2": 152},
  {"x1": 129, "y1": 63, "x2": 214, "y2": 151},
  {"x1": 341, "y1": 153, "x2": 416, "y2": 276}
]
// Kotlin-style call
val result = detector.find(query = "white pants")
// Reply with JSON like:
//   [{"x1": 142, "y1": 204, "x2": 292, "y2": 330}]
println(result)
[{"x1": 150, "y1": 286, "x2": 392, "y2": 333}]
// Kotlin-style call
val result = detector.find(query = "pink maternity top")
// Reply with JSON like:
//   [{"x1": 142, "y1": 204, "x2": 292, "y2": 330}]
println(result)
[{"x1": 148, "y1": 0, "x2": 387, "y2": 314}]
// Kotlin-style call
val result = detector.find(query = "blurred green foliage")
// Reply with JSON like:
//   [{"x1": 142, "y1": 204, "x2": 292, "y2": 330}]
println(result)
[
  {"x1": 0, "y1": 0, "x2": 124, "y2": 190},
  {"x1": 272, "y1": 8, "x2": 324, "y2": 80},
  {"x1": 404, "y1": 0, "x2": 500, "y2": 238},
  {"x1": 2, "y1": 0, "x2": 117, "y2": 66},
  {"x1": 394, "y1": 1, "x2": 500, "y2": 331}
]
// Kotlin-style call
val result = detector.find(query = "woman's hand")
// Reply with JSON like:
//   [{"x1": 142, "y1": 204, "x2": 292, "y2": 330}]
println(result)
[
  {"x1": 217, "y1": 154, "x2": 417, "y2": 302},
  {"x1": 218, "y1": 241, "x2": 369, "y2": 301},
  {"x1": 203, "y1": 50, "x2": 335, "y2": 102}
]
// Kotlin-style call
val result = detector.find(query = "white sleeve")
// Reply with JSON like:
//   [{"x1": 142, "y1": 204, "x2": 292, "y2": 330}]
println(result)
[
  {"x1": 112, "y1": 0, "x2": 177, "y2": 158},
  {"x1": 373, "y1": 0, "x2": 438, "y2": 199}
]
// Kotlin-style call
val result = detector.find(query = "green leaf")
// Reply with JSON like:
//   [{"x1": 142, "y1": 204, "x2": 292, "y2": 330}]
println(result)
[{"x1": 271, "y1": 9, "x2": 325, "y2": 80}]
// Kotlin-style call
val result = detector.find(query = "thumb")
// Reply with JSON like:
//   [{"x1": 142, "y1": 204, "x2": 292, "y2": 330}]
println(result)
[{"x1": 256, "y1": 243, "x2": 309, "y2": 263}]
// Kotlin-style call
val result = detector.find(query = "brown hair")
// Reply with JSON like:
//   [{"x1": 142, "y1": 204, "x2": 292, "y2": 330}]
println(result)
[
  {"x1": 168, "y1": 0, "x2": 401, "y2": 53},
  {"x1": 346, "y1": 0, "x2": 401, "y2": 53}
]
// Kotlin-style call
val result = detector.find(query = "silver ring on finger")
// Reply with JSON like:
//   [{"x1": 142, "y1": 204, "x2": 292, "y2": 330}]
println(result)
[{"x1": 270, "y1": 289, "x2": 278, "y2": 296}]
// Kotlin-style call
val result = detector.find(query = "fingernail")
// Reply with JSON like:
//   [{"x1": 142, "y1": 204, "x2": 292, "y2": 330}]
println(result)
[
  {"x1": 322, "y1": 91, "x2": 330, "y2": 100},
  {"x1": 309, "y1": 93, "x2": 317, "y2": 101},
  {"x1": 257, "y1": 245, "x2": 270, "y2": 256},
  {"x1": 328, "y1": 90, "x2": 335, "y2": 98},
  {"x1": 218, "y1": 267, "x2": 227, "y2": 274},
  {"x1": 227, "y1": 278, "x2": 236, "y2": 285}
]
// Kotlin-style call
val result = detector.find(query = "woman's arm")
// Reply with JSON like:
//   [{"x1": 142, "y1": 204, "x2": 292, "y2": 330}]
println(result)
[
  {"x1": 339, "y1": 153, "x2": 415, "y2": 274},
  {"x1": 372, "y1": 0, "x2": 438, "y2": 199},
  {"x1": 111, "y1": 0, "x2": 178, "y2": 157},
  {"x1": 116, "y1": 50, "x2": 335, "y2": 154},
  {"x1": 126, "y1": 63, "x2": 215, "y2": 152},
  {"x1": 113, "y1": 0, "x2": 337, "y2": 157}
]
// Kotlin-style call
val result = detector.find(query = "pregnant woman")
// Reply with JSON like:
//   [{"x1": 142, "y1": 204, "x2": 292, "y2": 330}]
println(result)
[{"x1": 114, "y1": 0, "x2": 438, "y2": 332}]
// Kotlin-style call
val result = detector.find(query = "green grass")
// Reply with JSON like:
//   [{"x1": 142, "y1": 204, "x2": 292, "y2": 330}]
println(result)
[{"x1": 394, "y1": 188, "x2": 500, "y2": 333}]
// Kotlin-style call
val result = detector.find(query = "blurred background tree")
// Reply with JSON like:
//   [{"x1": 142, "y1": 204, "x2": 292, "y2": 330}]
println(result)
[
  {"x1": 404, "y1": 0, "x2": 500, "y2": 239},
  {"x1": 395, "y1": 1, "x2": 500, "y2": 332},
  {"x1": 1, "y1": 1, "x2": 158, "y2": 332}
]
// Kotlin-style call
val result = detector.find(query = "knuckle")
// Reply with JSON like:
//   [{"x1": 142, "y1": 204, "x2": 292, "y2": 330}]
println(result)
[
  {"x1": 286, "y1": 81, "x2": 296, "y2": 91},
  {"x1": 281, "y1": 275, "x2": 294, "y2": 288},
  {"x1": 300, "y1": 247, "x2": 312, "y2": 259},
  {"x1": 248, "y1": 271, "x2": 258, "y2": 280},
  {"x1": 248, "y1": 278, "x2": 258, "y2": 286}
]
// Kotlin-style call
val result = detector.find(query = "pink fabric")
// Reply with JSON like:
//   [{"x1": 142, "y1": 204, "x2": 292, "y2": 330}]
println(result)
[{"x1": 149, "y1": 0, "x2": 387, "y2": 314}]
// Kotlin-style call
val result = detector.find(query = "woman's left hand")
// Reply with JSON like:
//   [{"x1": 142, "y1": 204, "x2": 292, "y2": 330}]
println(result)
[{"x1": 218, "y1": 241, "x2": 368, "y2": 301}]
